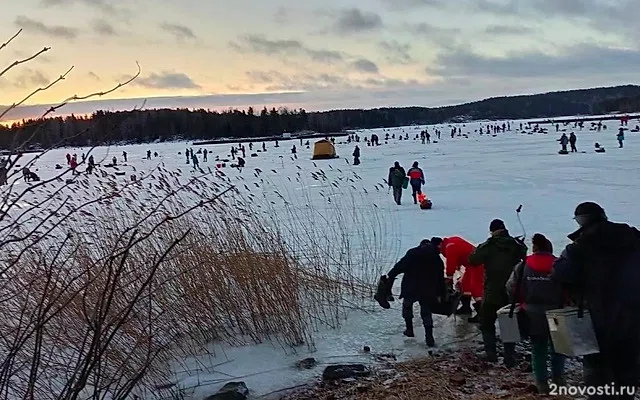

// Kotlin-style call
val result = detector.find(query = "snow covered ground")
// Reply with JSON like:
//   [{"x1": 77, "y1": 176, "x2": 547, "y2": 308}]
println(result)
[{"x1": 4, "y1": 116, "x2": 640, "y2": 399}]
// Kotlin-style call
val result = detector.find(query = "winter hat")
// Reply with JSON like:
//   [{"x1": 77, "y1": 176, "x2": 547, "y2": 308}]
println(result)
[
  {"x1": 430, "y1": 237, "x2": 443, "y2": 247},
  {"x1": 412, "y1": 161, "x2": 419, "y2": 168},
  {"x1": 420, "y1": 239, "x2": 431, "y2": 247},
  {"x1": 532, "y1": 233, "x2": 553, "y2": 253},
  {"x1": 574, "y1": 202, "x2": 607, "y2": 223},
  {"x1": 489, "y1": 219, "x2": 506, "y2": 232}
]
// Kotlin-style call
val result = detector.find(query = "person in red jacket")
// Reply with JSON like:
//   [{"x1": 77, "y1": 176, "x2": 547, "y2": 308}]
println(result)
[
  {"x1": 506, "y1": 233, "x2": 566, "y2": 394},
  {"x1": 431, "y1": 236, "x2": 485, "y2": 322}
]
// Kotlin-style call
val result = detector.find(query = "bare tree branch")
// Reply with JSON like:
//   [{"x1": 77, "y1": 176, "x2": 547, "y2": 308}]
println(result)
[
  {"x1": 41, "y1": 61, "x2": 141, "y2": 119},
  {"x1": 0, "y1": 29, "x2": 22, "y2": 52},
  {"x1": 0, "y1": 66, "x2": 71, "y2": 121},
  {"x1": 0, "y1": 47, "x2": 51, "y2": 78}
]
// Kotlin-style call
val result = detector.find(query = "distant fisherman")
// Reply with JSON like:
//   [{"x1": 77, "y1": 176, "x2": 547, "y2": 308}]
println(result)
[{"x1": 407, "y1": 162, "x2": 425, "y2": 205}]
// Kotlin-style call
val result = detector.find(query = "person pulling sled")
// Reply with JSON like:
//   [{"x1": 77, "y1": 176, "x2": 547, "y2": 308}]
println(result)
[{"x1": 407, "y1": 161, "x2": 425, "y2": 204}]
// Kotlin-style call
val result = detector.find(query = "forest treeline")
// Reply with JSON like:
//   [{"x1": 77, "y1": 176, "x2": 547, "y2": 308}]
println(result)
[{"x1": 2, "y1": 84, "x2": 640, "y2": 149}]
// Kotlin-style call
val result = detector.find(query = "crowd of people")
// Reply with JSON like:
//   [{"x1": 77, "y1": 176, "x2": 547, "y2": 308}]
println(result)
[{"x1": 383, "y1": 202, "x2": 640, "y2": 398}]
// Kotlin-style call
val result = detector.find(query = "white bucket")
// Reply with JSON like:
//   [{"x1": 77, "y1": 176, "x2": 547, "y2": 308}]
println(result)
[
  {"x1": 497, "y1": 304, "x2": 522, "y2": 343},
  {"x1": 546, "y1": 307, "x2": 600, "y2": 357}
]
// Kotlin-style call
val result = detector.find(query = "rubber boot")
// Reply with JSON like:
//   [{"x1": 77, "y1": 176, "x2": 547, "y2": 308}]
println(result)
[
  {"x1": 480, "y1": 331, "x2": 498, "y2": 362},
  {"x1": 425, "y1": 326, "x2": 435, "y2": 347},
  {"x1": 468, "y1": 301, "x2": 481, "y2": 323},
  {"x1": 503, "y1": 342, "x2": 517, "y2": 368},
  {"x1": 403, "y1": 318, "x2": 415, "y2": 337},
  {"x1": 456, "y1": 296, "x2": 472, "y2": 315}
]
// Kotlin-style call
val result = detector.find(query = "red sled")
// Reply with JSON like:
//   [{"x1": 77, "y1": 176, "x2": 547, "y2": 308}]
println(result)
[{"x1": 417, "y1": 193, "x2": 433, "y2": 209}]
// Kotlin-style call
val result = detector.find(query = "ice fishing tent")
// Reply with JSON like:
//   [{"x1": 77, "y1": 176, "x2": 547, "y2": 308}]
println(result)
[{"x1": 312, "y1": 139, "x2": 338, "y2": 160}]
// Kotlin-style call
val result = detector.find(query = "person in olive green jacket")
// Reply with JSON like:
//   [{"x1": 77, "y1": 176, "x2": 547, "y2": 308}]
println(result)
[{"x1": 468, "y1": 219, "x2": 527, "y2": 367}]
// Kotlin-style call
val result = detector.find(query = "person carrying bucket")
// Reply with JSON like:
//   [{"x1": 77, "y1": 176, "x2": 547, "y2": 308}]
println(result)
[
  {"x1": 407, "y1": 161, "x2": 425, "y2": 205},
  {"x1": 387, "y1": 161, "x2": 406, "y2": 205}
]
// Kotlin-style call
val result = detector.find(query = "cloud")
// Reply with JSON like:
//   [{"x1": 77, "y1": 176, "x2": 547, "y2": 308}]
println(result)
[
  {"x1": 14, "y1": 16, "x2": 78, "y2": 40},
  {"x1": 378, "y1": 40, "x2": 414, "y2": 64},
  {"x1": 381, "y1": 0, "x2": 636, "y2": 35},
  {"x1": 427, "y1": 44, "x2": 640, "y2": 79},
  {"x1": 91, "y1": 19, "x2": 117, "y2": 36},
  {"x1": 245, "y1": 70, "x2": 352, "y2": 92},
  {"x1": 244, "y1": 69, "x2": 418, "y2": 92},
  {"x1": 134, "y1": 72, "x2": 201, "y2": 89},
  {"x1": 382, "y1": 0, "x2": 637, "y2": 41},
  {"x1": 351, "y1": 59, "x2": 379, "y2": 73},
  {"x1": 332, "y1": 8, "x2": 383, "y2": 33},
  {"x1": 407, "y1": 23, "x2": 461, "y2": 46},
  {"x1": 160, "y1": 23, "x2": 197, "y2": 41},
  {"x1": 273, "y1": 7, "x2": 288, "y2": 23},
  {"x1": 484, "y1": 25, "x2": 535, "y2": 35},
  {"x1": 380, "y1": 0, "x2": 446, "y2": 10},
  {"x1": 10, "y1": 69, "x2": 50, "y2": 89},
  {"x1": 230, "y1": 35, "x2": 344, "y2": 64},
  {"x1": 40, "y1": 0, "x2": 120, "y2": 14}
]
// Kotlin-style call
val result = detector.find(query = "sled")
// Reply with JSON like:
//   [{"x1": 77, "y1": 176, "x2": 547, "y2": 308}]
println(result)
[
  {"x1": 431, "y1": 288, "x2": 462, "y2": 317},
  {"x1": 402, "y1": 177, "x2": 409, "y2": 189},
  {"x1": 417, "y1": 193, "x2": 432, "y2": 209},
  {"x1": 374, "y1": 275, "x2": 395, "y2": 309}
]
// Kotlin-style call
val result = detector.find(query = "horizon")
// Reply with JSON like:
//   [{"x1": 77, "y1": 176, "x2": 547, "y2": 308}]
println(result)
[
  {"x1": 1, "y1": 83, "x2": 637, "y2": 125},
  {"x1": 2, "y1": 1, "x2": 639, "y2": 122}
]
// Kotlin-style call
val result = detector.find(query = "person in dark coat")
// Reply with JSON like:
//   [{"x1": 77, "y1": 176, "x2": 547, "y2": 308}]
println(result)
[
  {"x1": 617, "y1": 128, "x2": 625, "y2": 148},
  {"x1": 385, "y1": 239, "x2": 446, "y2": 347},
  {"x1": 552, "y1": 202, "x2": 640, "y2": 399},
  {"x1": 468, "y1": 219, "x2": 527, "y2": 366},
  {"x1": 507, "y1": 234, "x2": 566, "y2": 394},
  {"x1": 387, "y1": 161, "x2": 406, "y2": 205},
  {"x1": 407, "y1": 161, "x2": 425, "y2": 204},
  {"x1": 558, "y1": 133, "x2": 569, "y2": 152},
  {"x1": 569, "y1": 132, "x2": 577, "y2": 152},
  {"x1": 352, "y1": 146, "x2": 360, "y2": 165}
]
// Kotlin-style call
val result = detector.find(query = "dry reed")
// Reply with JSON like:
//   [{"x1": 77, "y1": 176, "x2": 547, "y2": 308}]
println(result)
[{"x1": 0, "y1": 156, "x2": 397, "y2": 399}]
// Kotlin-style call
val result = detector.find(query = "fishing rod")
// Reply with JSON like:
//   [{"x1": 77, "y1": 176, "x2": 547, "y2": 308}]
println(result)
[{"x1": 516, "y1": 204, "x2": 526, "y2": 240}]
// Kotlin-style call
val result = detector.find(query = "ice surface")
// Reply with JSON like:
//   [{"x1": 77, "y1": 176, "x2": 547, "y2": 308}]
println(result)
[{"x1": 4, "y1": 117, "x2": 639, "y2": 398}]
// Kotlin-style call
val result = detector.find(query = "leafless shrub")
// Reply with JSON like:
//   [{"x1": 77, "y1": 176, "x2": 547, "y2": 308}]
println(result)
[{"x1": 0, "y1": 30, "x2": 396, "y2": 400}]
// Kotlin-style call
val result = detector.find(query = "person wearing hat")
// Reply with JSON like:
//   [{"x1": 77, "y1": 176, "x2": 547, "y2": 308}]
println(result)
[
  {"x1": 468, "y1": 218, "x2": 528, "y2": 366},
  {"x1": 387, "y1": 161, "x2": 406, "y2": 205},
  {"x1": 552, "y1": 202, "x2": 640, "y2": 398},
  {"x1": 385, "y1": 239, "x2": 447, "y2": 347},
  {"x1": 407, "y1": 161, "x2": 425, "y2": 205}
]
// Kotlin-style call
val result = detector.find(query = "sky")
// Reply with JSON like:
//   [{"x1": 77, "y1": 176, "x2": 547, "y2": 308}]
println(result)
[{"x1": 0, "y1": 0, "x2": 639, "y2": 121}]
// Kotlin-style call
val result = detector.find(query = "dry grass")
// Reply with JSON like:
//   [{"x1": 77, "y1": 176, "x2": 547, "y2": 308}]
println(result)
[
  {"x1": 0, "y1": 159, "x2": 395, "y2": 399},
  {"x1": 0, "y1": 28, "x2": 397, "y2": 400},
  {"x1": 284, "y1": 350, "x2": 578, "y2": 400}
]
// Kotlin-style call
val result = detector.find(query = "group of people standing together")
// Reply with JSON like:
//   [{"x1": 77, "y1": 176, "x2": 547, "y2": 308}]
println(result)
[
  {"x1": 384, "y1": 202, "x2": 640, "y2": 397},
  {"x1": 387, "y1": 161, "x2": 425, "y2": 205}
]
